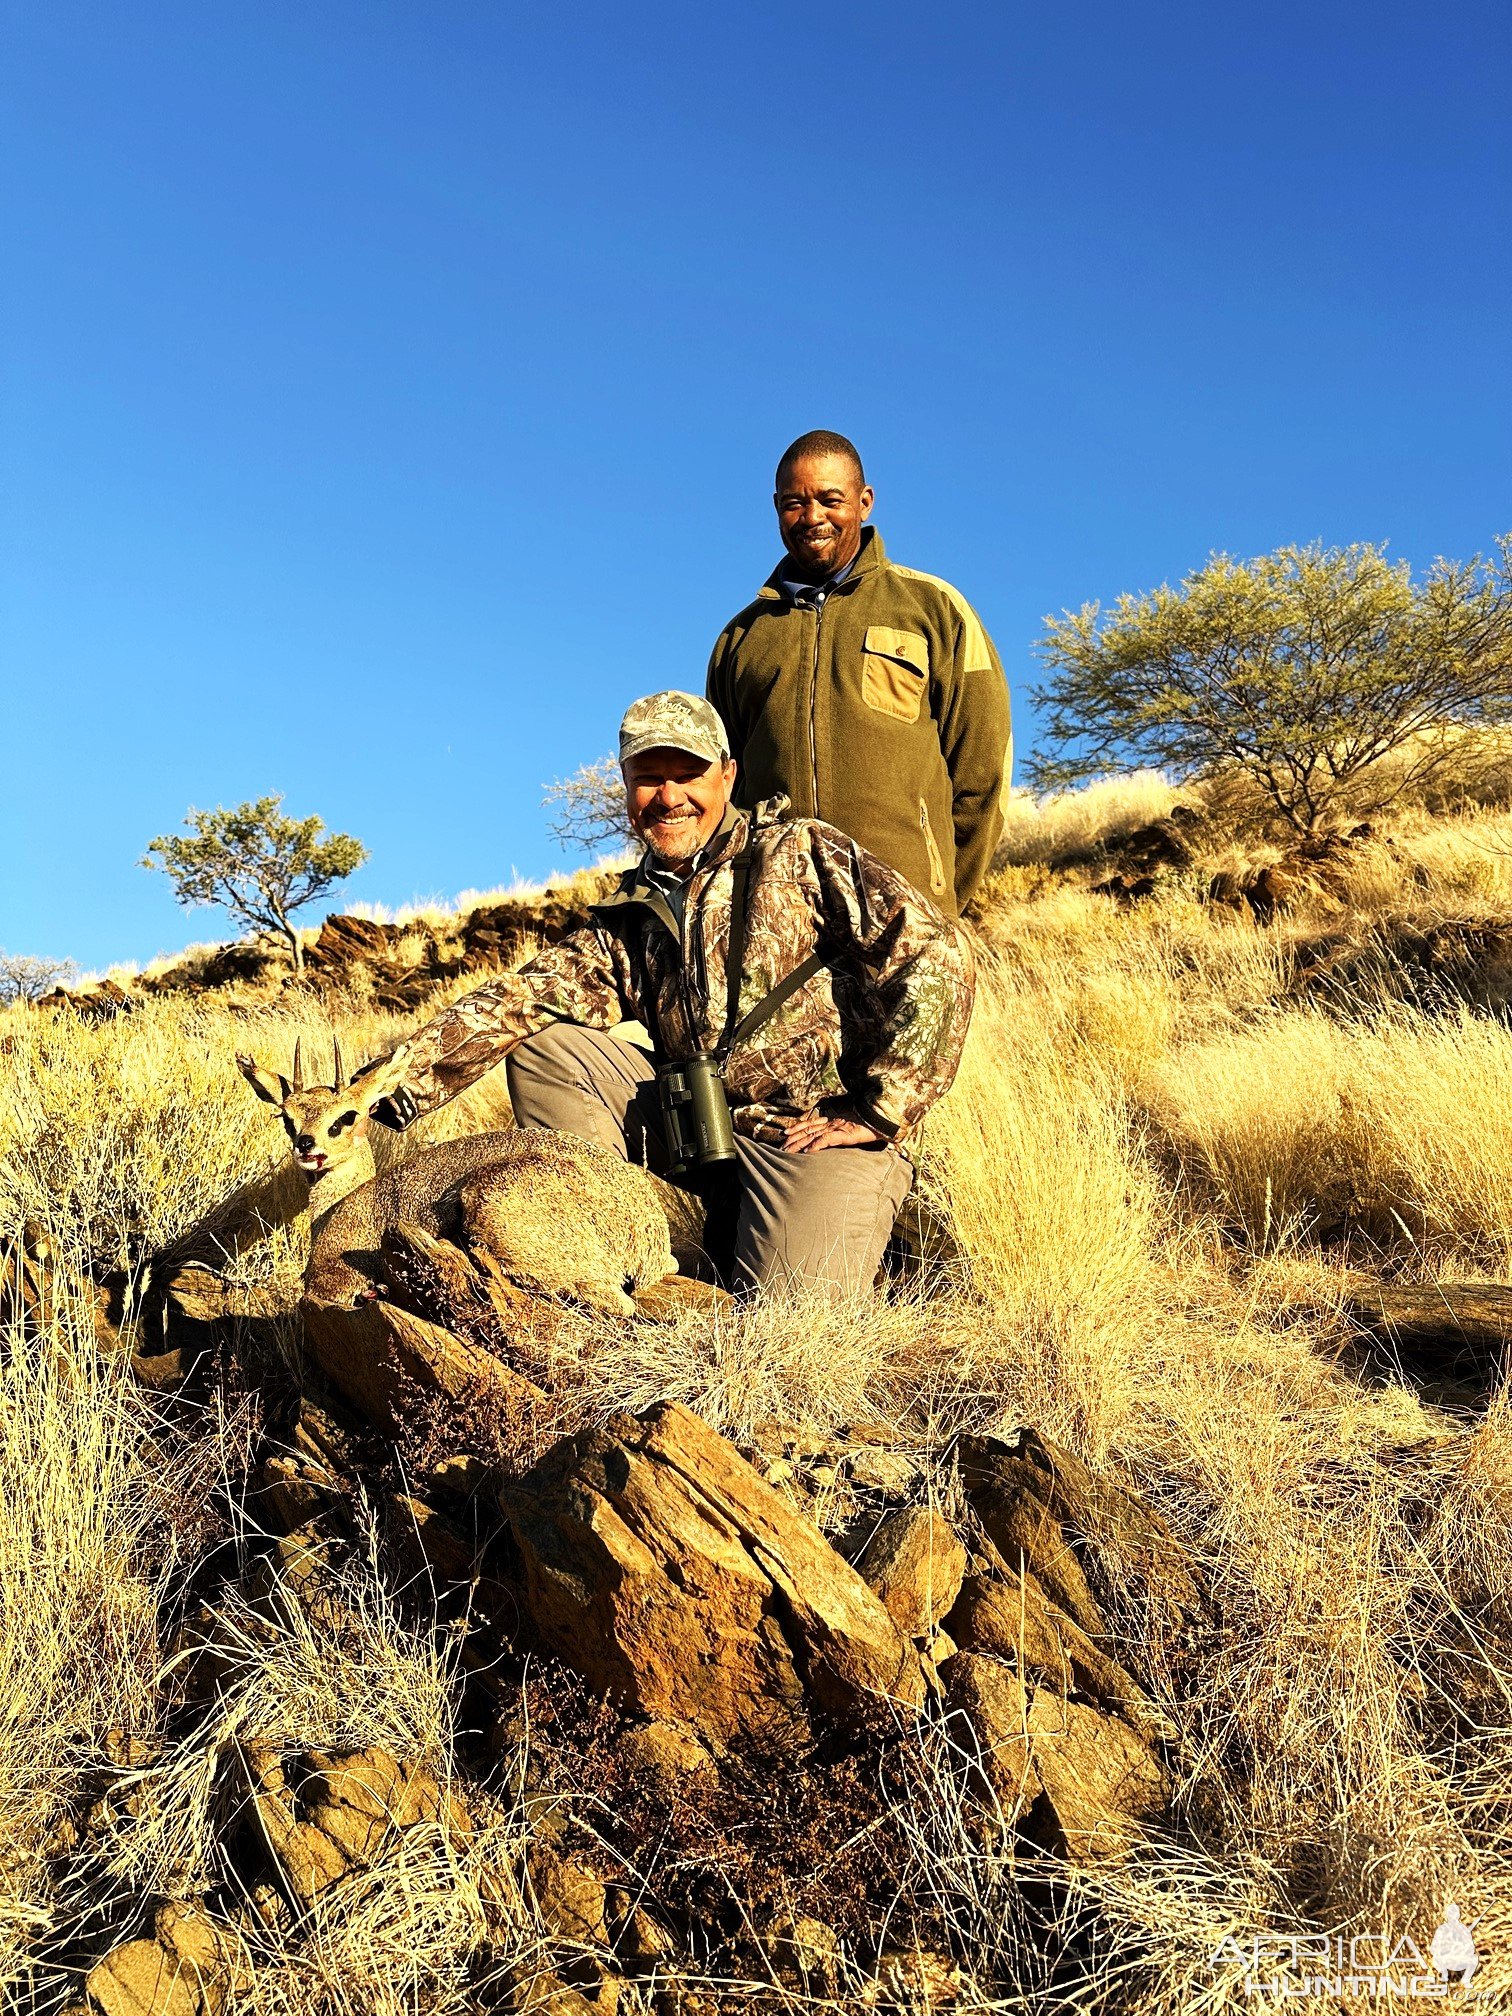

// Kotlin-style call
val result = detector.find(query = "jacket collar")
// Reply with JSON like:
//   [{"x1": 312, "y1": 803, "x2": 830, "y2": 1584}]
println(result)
[{"x1": 757, "y1": 526, "x2": 887, "y2": 603}]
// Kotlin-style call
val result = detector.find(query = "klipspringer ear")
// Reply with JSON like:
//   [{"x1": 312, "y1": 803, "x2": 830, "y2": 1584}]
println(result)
[{"x1": 236, "y1": 1053, "x2": 290, "y2": 1106}]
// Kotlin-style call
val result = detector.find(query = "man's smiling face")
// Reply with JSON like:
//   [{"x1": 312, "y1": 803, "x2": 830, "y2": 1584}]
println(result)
[
  {"x1": 623, "y1": 747, "x2": 738, "y2": 869},
  {"x1": 775, "y1": 451, "x2": 874, "y2": 582}
]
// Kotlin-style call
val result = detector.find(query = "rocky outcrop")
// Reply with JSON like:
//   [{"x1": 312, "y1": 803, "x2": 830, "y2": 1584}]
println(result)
[
  {"x1": 944, "y1": 1652, "x2": 1039, "y2": 1813},
  {"x1": 1023, "y1": 1686, "x2": 1168, "y2": 1860},
  {"x1": 461, "y1": 893, "x2": 595, "y2": 963},
  {"x1": 300, "y1": 1287, "x2": 548, "y2": 1449},
  {"x1": 1290, "y1": 913, "x2": 1512, "y2": 1016},
  {"x1": 957, "y1": 1427, "x2": 1211, "y2": 1666},
  {"x1": 946, "y1": 1570, "x2": 1168, "y2": 1743},
  {"x1": 1205, "y1": 822, "x2": 1396, "y2": 924},
  {"x1": 35, "y1": 883, "x2": 603, "y2": 1029},
  {"x1": 501, "y1": 1401, "x2": 927, "y2": 1749},
  {"x1": 101, "y1": 1208, "x2": 1209, "y2": 2011},
  {"x1": 36, "y1": 975, "x2": 136, "y2": 1021},
  {"x1": 1089, "y1": 809, "x2": 1202, "y2": 900},
  {"x1": 916, "y1": 1426, "x2": 1205, "y2": 1862}
]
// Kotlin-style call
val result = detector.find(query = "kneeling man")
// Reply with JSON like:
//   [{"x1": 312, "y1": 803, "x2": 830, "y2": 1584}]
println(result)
[{"x1": 370, "y1": 692, "x2": 974, "y2": 1299}]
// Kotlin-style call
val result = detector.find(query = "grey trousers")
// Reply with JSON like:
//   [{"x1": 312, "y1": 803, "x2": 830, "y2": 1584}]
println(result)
[{"x1": 505, "y1": 1022, "x2": 913, "y2": 1300}]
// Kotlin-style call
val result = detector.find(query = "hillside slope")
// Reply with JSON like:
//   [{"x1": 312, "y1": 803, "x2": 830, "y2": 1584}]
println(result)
[{"x1": 3, "y1": 779, "x2": 1510, "y2": 2011}]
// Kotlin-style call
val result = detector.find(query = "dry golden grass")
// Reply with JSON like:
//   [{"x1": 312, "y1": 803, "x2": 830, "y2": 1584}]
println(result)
[
  {"x1": 1146, "y1": 1005, "x2": 1512, "y2": 1267},
  {"x1": 0, "y1": 1289, "x2": 186, "y2": 1991},
  {"x1": 994, "y1": 770, "x2": 1185, "y2": 867},
  {"x1": 4, "y1": 779, "x2": 1512, "y2": 2008}
]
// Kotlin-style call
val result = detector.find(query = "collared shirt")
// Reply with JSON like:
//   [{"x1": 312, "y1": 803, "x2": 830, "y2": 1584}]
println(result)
[
  {"x1": 774, "y1": 553, "x2": 856, "y2": 610},
  {"x1": 643, "y1": 852, "x2": 697, "y2": 931}
]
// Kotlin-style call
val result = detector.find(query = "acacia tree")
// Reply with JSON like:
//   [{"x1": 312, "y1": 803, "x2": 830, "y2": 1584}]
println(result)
[
  {"x1": 142, "y1": 795, "x2": 368, "y2": 975},
  {"x1": 1030, "y1": 540, "x2": 1512, "y2": 833}
]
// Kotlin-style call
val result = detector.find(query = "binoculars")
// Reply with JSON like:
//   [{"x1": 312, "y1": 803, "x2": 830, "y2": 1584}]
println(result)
[{"x1": 657, "y1": 1053, "x2": 737, "y2": 1176}]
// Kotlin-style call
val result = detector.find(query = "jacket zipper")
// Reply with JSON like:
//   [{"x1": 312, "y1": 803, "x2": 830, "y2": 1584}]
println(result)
[{"x1": 807, "y1": 601, "x2": 823, "y2": 817}]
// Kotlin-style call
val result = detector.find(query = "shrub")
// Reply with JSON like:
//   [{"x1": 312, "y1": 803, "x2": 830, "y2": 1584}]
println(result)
[{"x1": 1032, "y1": 540, "x2": 1512, "y2": 834}]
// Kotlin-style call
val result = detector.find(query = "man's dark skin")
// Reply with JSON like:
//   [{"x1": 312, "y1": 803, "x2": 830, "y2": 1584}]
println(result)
[{"x1": 775, "y1": 450, "x2": 875, "y2": 582}]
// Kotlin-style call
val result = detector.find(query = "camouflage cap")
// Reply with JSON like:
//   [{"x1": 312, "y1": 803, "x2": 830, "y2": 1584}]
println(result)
[{"x1": 619, "y1": 691, "x2": 730, "y2": 769}]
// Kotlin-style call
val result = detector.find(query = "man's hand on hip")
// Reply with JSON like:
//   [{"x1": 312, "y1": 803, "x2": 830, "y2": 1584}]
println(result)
[{"x1": 783, "y1": 1109, "x2": 885, "y2": 1154}]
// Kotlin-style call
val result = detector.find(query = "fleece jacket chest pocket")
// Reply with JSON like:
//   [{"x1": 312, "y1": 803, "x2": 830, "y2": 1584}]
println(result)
[{"x1": 860, "y1": 625, "x2": 930, "y2": 722}]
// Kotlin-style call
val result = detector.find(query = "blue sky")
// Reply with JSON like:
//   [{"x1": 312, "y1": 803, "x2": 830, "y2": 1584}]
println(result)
[{"x1": 4, "y1": 1, "x2": 1509, "y2": 972}]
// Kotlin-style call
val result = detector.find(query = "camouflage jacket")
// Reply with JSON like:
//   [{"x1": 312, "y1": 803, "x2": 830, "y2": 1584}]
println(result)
[{"x1": 393, "y1": 799, "x2": 975, "y2": 1144}]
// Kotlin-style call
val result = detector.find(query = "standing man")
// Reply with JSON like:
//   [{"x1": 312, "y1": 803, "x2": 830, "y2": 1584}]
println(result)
[{"x1": 706, "y1": 430, "x2": 1012, "y2": 915}]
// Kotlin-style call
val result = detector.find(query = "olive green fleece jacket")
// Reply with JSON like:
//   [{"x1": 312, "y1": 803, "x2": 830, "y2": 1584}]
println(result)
[{"x1": 706, "y1": 528, "x2": 1011, "y2": 914}]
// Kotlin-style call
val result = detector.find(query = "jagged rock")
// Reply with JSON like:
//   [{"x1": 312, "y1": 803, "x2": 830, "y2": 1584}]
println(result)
[
  {"x1": 300, "y1": 1293, "x2": 546, "y2": 1445},
  {"x1": 856, "y1": 1506, "x2": 967, "y2": 1638},
  {"x1": 841, "y1": 1427, "x2": 920, "y2": 1498},
  {"x1": 254, "y1": 1452, "x2": 348, "y2": 1535},
  {"x1": 943, "y1": 1653, "x2": 1039, "y2": 1814},
  {"x1": 85, "y1": 1940, "x2": 203, "y2": 2016},
  {"x1": 923, "y1": 1626, "x2": 957, "y2": 1672},
  {"x1": 605, "y1": 1890, "x2": 674, "y2": 1967},
  {"x1": 945, "y1": 1648, "x2": 1167, "y2": 1858},
  {"x1": 1293, "y1": 915, "x2": 1512, "y2": 1018},
  {"x1": 956, "y1": 1435, "x2": 1105, "y2": 1636},
  {"x1": 1023, "y1": 1687, "x2": 1168, "y2": 1862},
  {"x1": 1090, "y1": 870, "x2": 1158, "y2": 903},
  {"x1": 387, "y1": 1488, "x2": 477, "y2": 1580},
  {"x1": 291, "y1": 1390, "x2": 368, "y2": 1474},
  {"x1": 38, "y1": 976, "x2": 135, "y2": 1020},
  {"x1": 462, "y1": 894, "x2": 593, "y2": 964},
  {"x1": 1118, "y1": 811, "x2": 1199, "y2": 872},
  {"x1": 246, "y1": 1745, "x2": 471, "y2": 1907},
  {"x1": 958, "y1": 1429, "x2": 1209, "y2": 1659},
  {"x1": 946, "y1": 1571, "x2": 1170, "y2": 1740},
  {"x1": 617, "y1": 1718, "x2": 717, "y2": 1787},
  {"x1": 862, "y1": 1947, "x2": 970, "y2": 2009},
  {"x1": 1207, "y1": 825, "x2": 1379, "y2": 924},
  {"x1": 153, "y1": 1262, "x2": 269, "y2": 1327},
  {"x1": 140, "y1": 939, "x2": 275, "y2": 996},
  {"x1": 129, "y1": 1342, "x2": 211, "y2": 1393},
  {"x1": 382, "y1": 1489, "x2": 525, "y2": 1682},
  {"x1": 508, "y1": 1970, "x2": 601, "y2": 2013},
  {"x1": 501, "y1": 1401, "x2": 926, "y2": 1749},
  {"x1": 304, "y1": 913, "x2": 400, "y2": 970}
]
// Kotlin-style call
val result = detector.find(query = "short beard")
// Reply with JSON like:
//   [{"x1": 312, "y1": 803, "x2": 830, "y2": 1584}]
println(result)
[{"x1": 641, "y1": 815, "x2": 703, "y2": 865}]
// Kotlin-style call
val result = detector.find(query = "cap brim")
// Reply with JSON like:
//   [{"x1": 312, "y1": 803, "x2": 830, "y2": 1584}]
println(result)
[{"x1": 619, "y1": 735, "x2": 727, "y2": 767}]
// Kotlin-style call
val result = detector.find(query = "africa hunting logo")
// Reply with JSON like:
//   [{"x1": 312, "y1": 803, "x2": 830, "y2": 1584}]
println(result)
[{"x1": 1213, "y1": 1906, "x2": 1480, "y2": 2000}]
